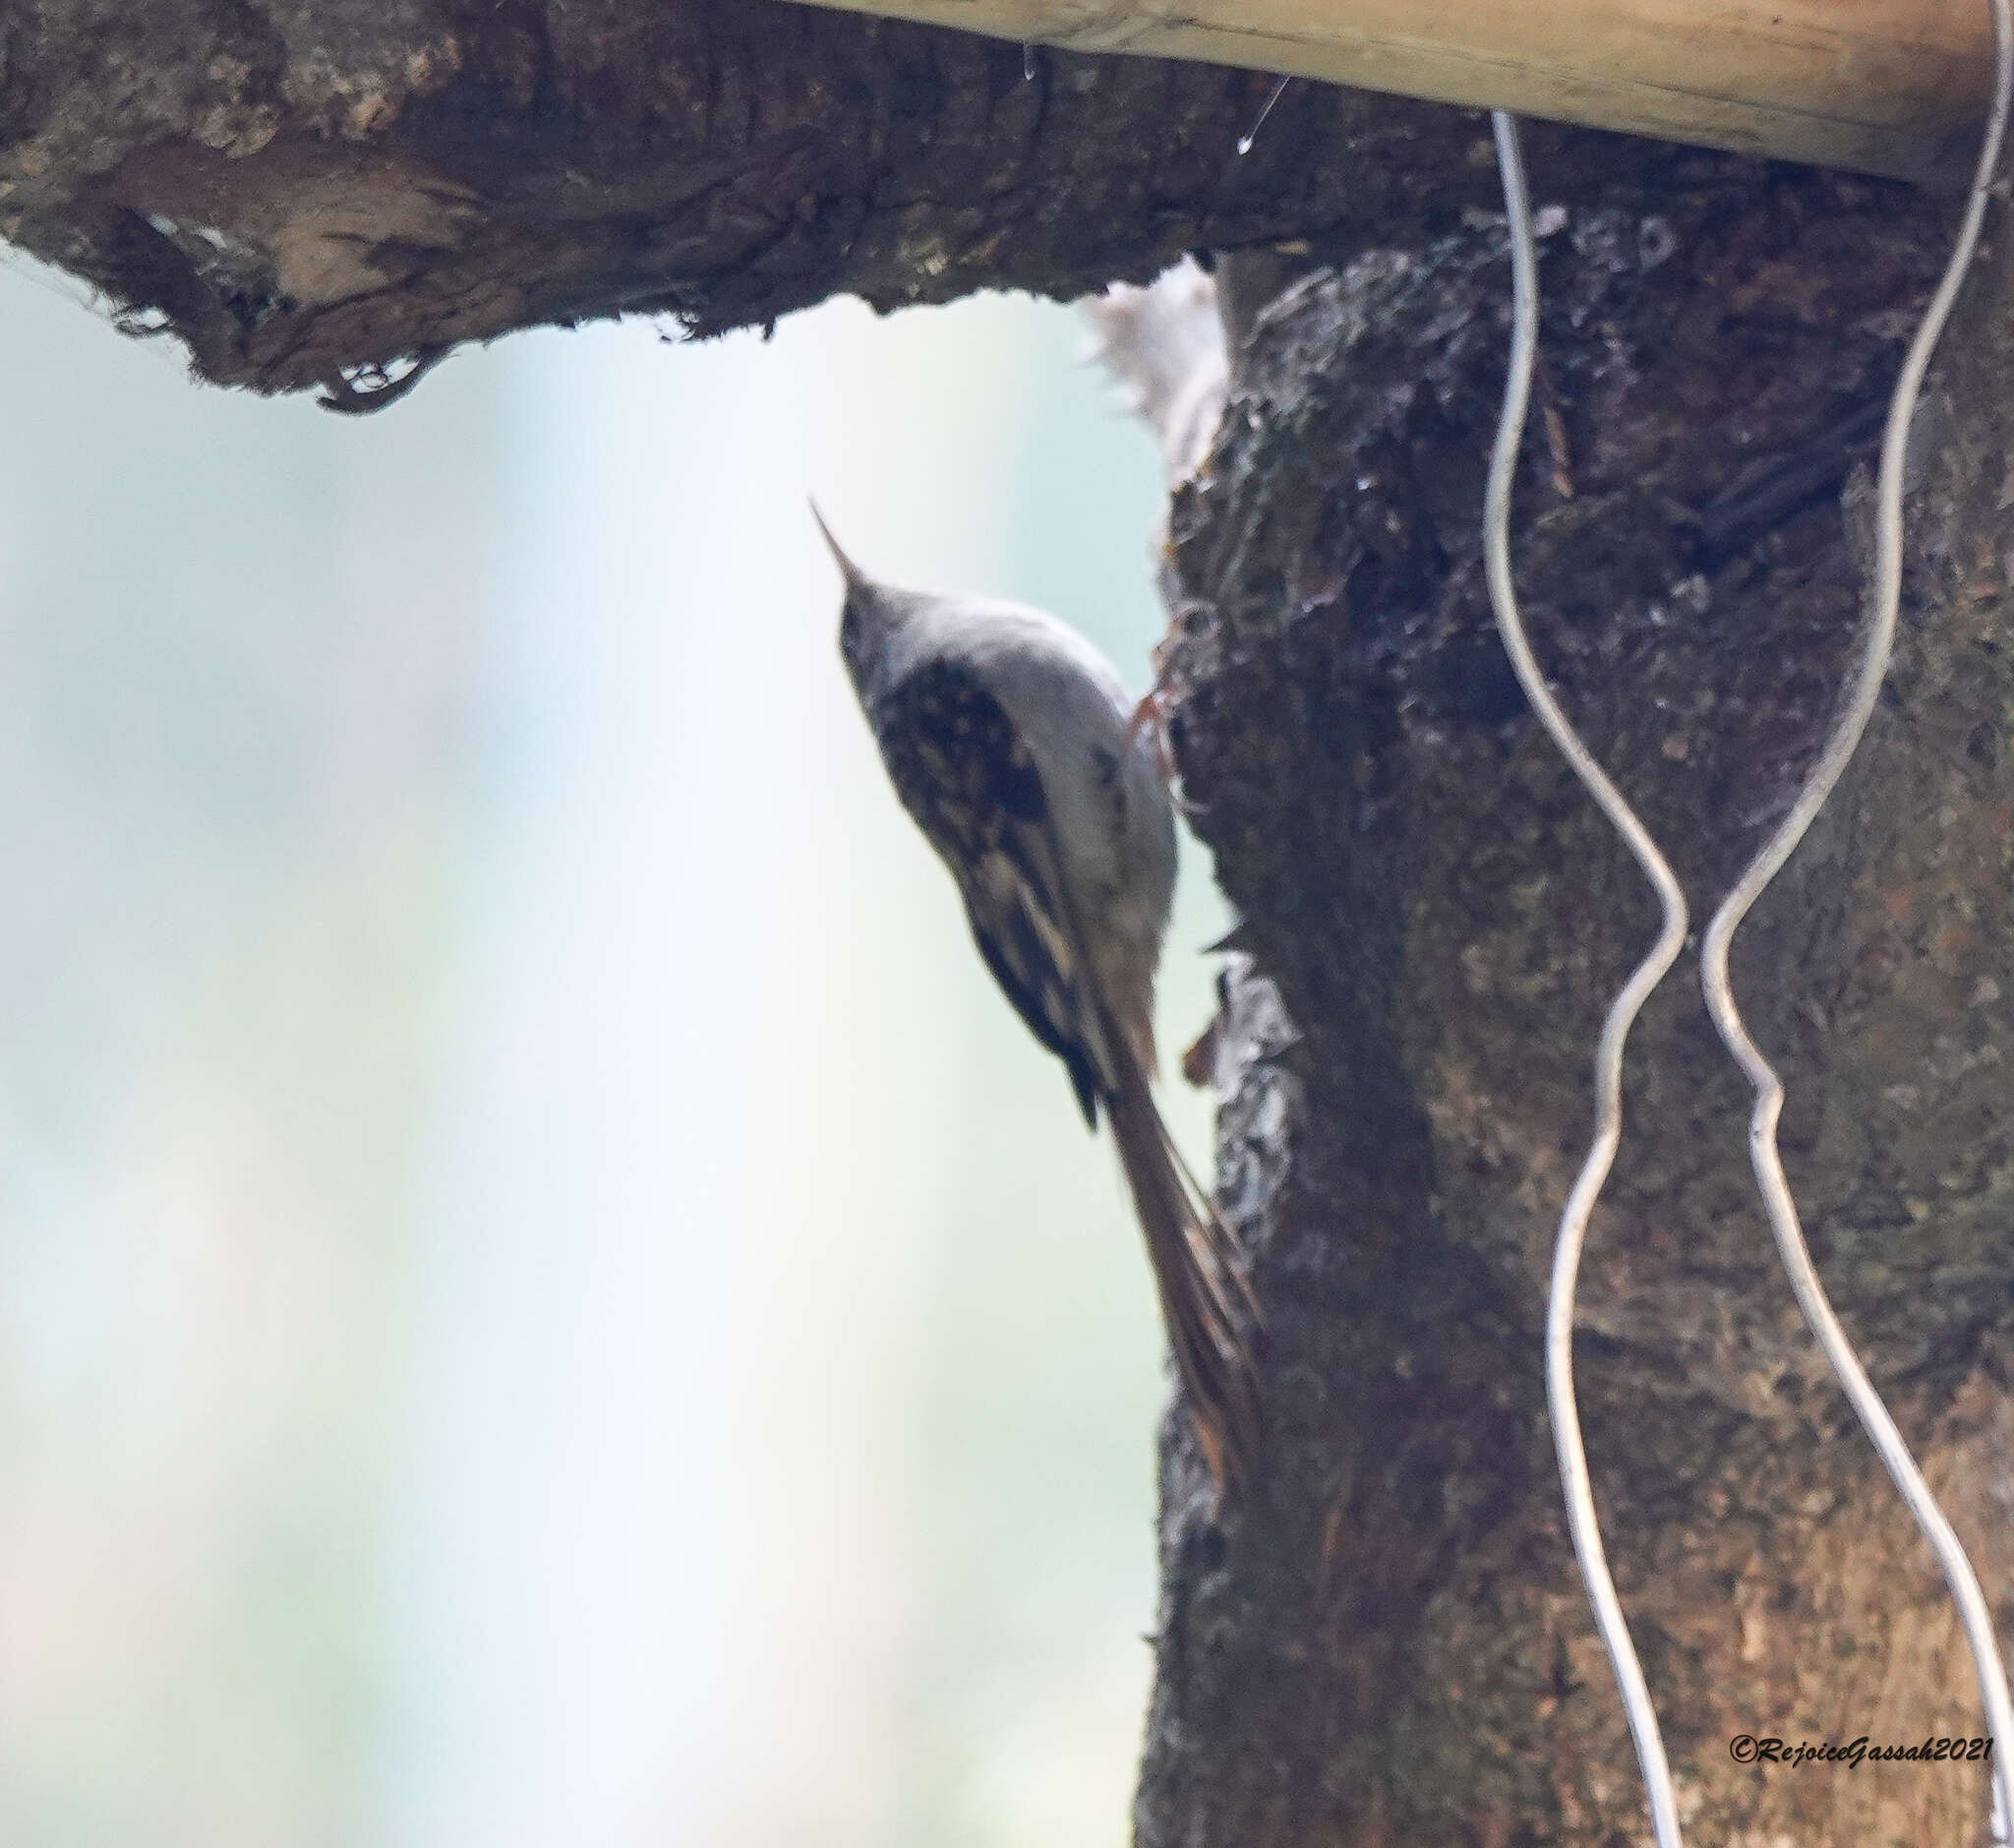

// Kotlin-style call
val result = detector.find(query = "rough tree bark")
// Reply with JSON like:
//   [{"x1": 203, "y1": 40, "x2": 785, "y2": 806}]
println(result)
[
  {"x1": 1150, "y1": 155, "x2": 2014, "y2": 1847},
  {"x1": 7, "y1": 6, "x2": 2012, "y2": 1846}
]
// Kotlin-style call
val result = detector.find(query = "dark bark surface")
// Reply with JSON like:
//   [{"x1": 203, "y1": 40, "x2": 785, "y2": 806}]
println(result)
[
  {"x1": 7, "y1": 7, "x2": 2014, "y2": 1846},
  {"x1": 1148, "y1": 141, "x2": 2014, "y2": 1848},
  {"x1": 12, "y1": 0, "x2": 1692, "y2": 399}
]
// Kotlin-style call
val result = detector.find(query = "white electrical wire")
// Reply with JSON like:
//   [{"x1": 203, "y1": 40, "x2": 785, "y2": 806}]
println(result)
[
  {"x1": 1485, "y1": 108, "x2": 1690, "y2": 1848},
  {"x1": 1696, "y1": 0, "x2": 2014, "y2": 1833},
  {"x1": 1492, "y1": 3, "x2": 2013, "y2": 1834}
]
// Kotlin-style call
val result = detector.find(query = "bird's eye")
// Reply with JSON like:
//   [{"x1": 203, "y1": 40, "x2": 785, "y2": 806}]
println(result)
[{"x1": 839, "y1": 598, "x2": 863, "y2": 659}]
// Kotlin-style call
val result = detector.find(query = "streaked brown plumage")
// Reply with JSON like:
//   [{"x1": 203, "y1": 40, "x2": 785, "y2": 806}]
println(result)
[{"x1": 817, "y1": 509, "x2": 1262, "y2": 1489}]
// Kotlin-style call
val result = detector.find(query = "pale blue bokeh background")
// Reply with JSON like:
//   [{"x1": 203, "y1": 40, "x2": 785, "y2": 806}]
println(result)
[{"x1": 0, "y1": 259, "x2": 1226, "y2": 1845}]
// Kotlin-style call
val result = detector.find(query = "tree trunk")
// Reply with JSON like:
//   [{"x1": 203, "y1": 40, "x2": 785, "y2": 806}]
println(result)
[
  {"x1": 1143, "y1": 145, "x2": 2014, "y2": 1847},
  {"x1": 7, "y1": 6, "x2": 2013, "y2": 1843}
]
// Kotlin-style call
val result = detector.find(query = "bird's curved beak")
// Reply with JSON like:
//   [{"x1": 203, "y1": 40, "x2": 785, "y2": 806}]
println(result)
[{"x1": 808, "y1": 501, "x2": 867, "y2": 589}]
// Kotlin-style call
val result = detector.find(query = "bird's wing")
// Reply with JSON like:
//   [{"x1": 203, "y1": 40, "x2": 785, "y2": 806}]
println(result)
[
  {"x1": 873, "y1": 658, "x2": 1112, "y2": 1126},
  {"x1": 873, "y1": 655, "x2": 1264, "y2": 1491}
]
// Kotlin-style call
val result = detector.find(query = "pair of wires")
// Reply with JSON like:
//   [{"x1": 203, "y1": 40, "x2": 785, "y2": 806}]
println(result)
[{"x1": 1481, "y1": 7, "x2": 2014, "y2": 1835}]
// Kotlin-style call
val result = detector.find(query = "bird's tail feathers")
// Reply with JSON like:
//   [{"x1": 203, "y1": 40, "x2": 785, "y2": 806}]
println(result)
[{"x1": 1102, "y1": 1022, "x2": 1264, "y2": 1493}]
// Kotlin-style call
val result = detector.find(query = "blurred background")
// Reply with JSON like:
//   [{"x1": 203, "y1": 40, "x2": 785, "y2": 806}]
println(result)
[{"x1": 0, "y1": 254, "x2": 1229, "y2": 1845}]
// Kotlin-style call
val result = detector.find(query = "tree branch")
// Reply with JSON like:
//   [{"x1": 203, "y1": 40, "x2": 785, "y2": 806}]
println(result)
[{"x1": 5, "y1": 1, "x2": 1684, "y2": 398}]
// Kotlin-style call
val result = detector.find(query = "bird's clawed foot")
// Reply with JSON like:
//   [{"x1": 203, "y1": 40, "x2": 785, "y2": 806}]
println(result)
[{"x1": 1125, "y1": 684, "x2": 1179, "y2": 786}]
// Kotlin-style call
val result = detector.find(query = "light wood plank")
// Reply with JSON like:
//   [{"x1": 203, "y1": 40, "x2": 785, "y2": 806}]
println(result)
[{"x1": 792, "y1": 0, "x2": 1992, "y2": 179}]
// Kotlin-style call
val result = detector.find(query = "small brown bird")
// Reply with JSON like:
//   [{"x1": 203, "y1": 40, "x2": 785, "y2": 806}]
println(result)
[{"x1": 817, "y1": 510, "x2": 1262, "y2": 1489}]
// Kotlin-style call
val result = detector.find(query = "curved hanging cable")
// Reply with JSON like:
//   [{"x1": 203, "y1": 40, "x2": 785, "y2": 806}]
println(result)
[
  {"x1": 1696, "y1": 0, "x2": 2014, "y2": 1835},
  {"x1": 1485, "y1": 109, "x2": 1689, "y2": 1848}
]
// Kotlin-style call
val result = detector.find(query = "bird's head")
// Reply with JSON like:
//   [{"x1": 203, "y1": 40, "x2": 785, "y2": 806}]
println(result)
[{"x1": 810, "y1": 505, "x2": 926, "y2": 704}]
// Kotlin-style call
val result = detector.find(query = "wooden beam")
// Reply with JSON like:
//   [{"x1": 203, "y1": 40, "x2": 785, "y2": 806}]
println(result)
[{"x1": 791, "y1": 0, "x2": 1991, "y2": 181}]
